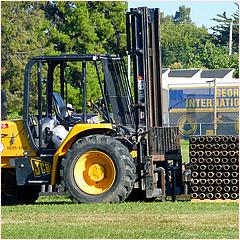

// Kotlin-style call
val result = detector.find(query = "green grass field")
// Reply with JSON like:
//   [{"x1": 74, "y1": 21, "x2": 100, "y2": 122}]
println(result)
[{"x1": 1, "y1": 196, "x2": 238, "y2": 239}]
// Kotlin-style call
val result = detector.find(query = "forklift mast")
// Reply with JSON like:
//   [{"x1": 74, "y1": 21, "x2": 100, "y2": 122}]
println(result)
[{"x1": 127, "y1": 7, "x2": 183, "y2": 199}]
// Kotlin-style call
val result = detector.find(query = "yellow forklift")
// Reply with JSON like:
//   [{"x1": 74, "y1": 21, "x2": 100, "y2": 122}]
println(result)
[{"x1": 1, "y1": 7, "x2": 187, "y2": 205}]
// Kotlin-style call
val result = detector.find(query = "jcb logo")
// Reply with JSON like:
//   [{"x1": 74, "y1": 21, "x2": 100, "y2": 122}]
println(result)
[{"x1": 30, "y1": 159, "x2": 51, "y2": 177}]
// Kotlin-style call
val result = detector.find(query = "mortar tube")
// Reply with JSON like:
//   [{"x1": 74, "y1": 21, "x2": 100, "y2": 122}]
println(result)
[
  {"x1": 198, "y1": 144, "x2": 205, "y2": 150},
  {"x1": 190, "y1": 136, "x2": 198, "y2": 143},
  {"x1": 215, "y1": 165, "x2": 222, "y2": 171},
  {"x1": 192, "y1": 179, "x2": 199, "y2": 185},
  {"x1": 207, "y1": 172, "x2": 214, "y2": 178},
  {"x1": 206, "y1": 193, "x2": 214, "y2": 199},
  {"x1": 229, "y1": 143, "x2": 236, "y2": 150},
  {"x1": 221, "y1": 144, "x2": 228, "y2": 149},
  {"x1": 200, "y1": 186, "x2": 207, "y2": 192},
  {"x1": 206, "y1": 144, "x2": 212, "y2": 150},
  {"x1": 216, "y1": 172, "x2": 223, "y2": 178},
  {"x1": 222, "y1": 158, "x2": 229, "y2": 164},
  {"x1": 198, "y1": 151, "x2": 204, "y2": 157},
  {"x1": 200, "y1": 172, "x2": 207, "y2": 178},
  {"x1": 191, "y1": 186, "x2": 199, "y2": 192},
  {"x1": 192, "y1": 165, "x2": 199, "y2": 171},
  {"x1": 231, "y1": 179, "x2": 238, "y2": 185},
  {"x1": 231, "y1": 164, "x2": 238, "y2": 171},
  {"x1": 191, "y1": 193, "x2": 198, "y2": 199},
  {"x1": 214, "y1": 143, "x2": 221, "y2": 150},
  {"x1": 199, "y1": 193, "x2": 206, "y2": 199},
  {"x1": 215, "y1": 136, "x2": 221, "y2": 142},
  {"x1": 192, "y1": 172, "x2": 198, "y2": 178},
  {"x1": 198, "y1": 136, "x2": 205, "y2": 143},
  {"x1": 213, "y1": 151, "x2": 221, "y2": 157},
  {"x1": 232, "y1": 172, "x2": 239, "y2": 178},
  {"x1": 207, "y1": 164, "x2": 214, "y2": 171},
  {"x1": 230, "y1": 157, "x2": 237, "y2": 164},
  {"x1": 207, "y1": 179, "x2": 215, "y2": 185},
  {"x1": 216, "y1": 186, "x2": 222, "y2": 192},
  {"x1": 198, "y1": 158, "x2": 205, "y2": 164},
  {"x1": 206, "y1": 158, "x2": 213, "y2": 164},
  {"x1": 222, "y1": 151, "x2": 228, "y2": 157},
  {"x1": 215, "y1": 193, "x2": 222, "y2": 199},
  {"x1": 229, "y1": 151, "x2": 236, "y2": 157},
  {"x1": 207, "y1": 186, "x2": 214, "y2": 192},
  {"x1": 222, "y1": 136, "x2": 229, "y2": 142},
  {"x1": 206, "y1": 136, "x2": 213, "y2": 142},
  {"x1": 224, "y1": 172, "x2": 230, "y2": 178},
  {"x1": 223, "y1": 179, "x2": 230, "y2": 185},
  {"x1": 230, "y1": 193, "x2": 238, "y2": 200},
  {"x1": 200, "y1": 179, "x2": 207, "y2": 185},
  {"x1": 231, "y1": 186, "x2": 238, "y2": 192},
  {"x1": 229, "y1": 136, "x2": 237, "y2": 142},
  {"x1": 215, "y1": 179, "x2": 222, "y2": 185},
  {"x1": 223, "y1": 165, "x2": 230, "y2": 171},
  {"x1": 223, "y1": 193, "x2": 230, "y2": 199},
  {"x1": 190, "y1": 144, "x2": 197, "y2": 150},
  {"x1": 205, "y1": 151, "x2": 212, "y2": 157},
  {"x1": 214, "y1": 158, "x2": 221, "y2": 164},
  {"x1": 189, "y1": 151, "x2": 197, "y2": 157},
  {"x1": 191, "y1": 158, "x2": 198, "y2": 164},
  {"x1": 200, "y1": 165, "x2": 207, "y2": 171},
  {"x1": 224, "y1": 186, "x2": 231, "y2": 192}
]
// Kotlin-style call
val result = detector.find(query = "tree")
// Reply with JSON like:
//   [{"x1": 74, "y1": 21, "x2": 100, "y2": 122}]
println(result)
[
  {"x1": 173, "y1": 5, "x2": 192, "y2": 23},
  {"x1": 1, "y1": 2, "x2": 55, "y2": 117},
  {"x1": 211, "y1": 3, "x2": 239, "y2": 53}
]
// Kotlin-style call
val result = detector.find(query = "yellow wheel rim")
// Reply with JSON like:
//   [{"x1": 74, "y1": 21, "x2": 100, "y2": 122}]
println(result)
[{"x1": 73, "y1": 151, "x2": 116, "y2": 195}]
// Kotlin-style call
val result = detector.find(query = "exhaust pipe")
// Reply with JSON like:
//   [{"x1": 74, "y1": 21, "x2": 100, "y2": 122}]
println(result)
[
  {"x1": 207, "y1": 179, "x2": 215, "y2": 185},
  {"x1": 216, "y1": 172, "x2": 223, "y2": 178},
  {"x1": 230, "y1": 193, "x2": 238, "y2": 200},
  {"x1": 215, "y1": 193, "x2": 221, "y2": 199},
  {"x1": 200, "y1": 179, "x2": 207, "y2": 185},
  {"x1": 207, "y1": 172, "x2": 214, "y2": 178},
  {"x1": 216, "y1": 186, "x2": 222, "y2": 192}
]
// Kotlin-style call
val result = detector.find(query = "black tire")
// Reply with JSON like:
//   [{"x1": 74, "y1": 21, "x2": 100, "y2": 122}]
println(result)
[
  {"x1": 1, "y1": 169, "x2": 40, "y2": 206},
  {"x1": 60, "y1": 135, "x2": 136, "y2": 203}
]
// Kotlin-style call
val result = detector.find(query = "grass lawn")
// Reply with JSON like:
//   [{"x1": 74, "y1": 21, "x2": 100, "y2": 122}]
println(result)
[{"x1": 1, "y1": 196, "x2": 239, "y2": 239}]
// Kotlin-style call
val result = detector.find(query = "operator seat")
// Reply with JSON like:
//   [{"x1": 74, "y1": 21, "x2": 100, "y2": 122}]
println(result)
[{"x1": 52, "y1": 92, "x2": 81, "y2": 126}]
